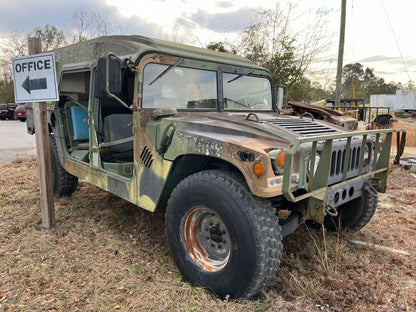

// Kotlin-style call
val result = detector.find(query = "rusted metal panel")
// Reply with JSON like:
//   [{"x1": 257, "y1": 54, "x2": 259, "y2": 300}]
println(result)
[{"x1": 288, "y1": 101, "x2": 358, "y2": 130}]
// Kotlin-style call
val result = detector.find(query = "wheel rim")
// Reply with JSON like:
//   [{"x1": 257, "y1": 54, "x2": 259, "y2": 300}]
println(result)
[{"x1": 182, "y1": 207, "x2": 231, "y2": 272}]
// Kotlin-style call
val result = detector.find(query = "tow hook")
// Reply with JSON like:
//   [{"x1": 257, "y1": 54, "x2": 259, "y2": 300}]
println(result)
[{"x1": 325, "y1": 205, "x2": 338, "y2": 217}]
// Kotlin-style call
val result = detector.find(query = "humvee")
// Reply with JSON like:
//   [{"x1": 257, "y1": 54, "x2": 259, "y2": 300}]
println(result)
[{"x1": 27, "y1": 35, "x2": 405, "y2": 298}]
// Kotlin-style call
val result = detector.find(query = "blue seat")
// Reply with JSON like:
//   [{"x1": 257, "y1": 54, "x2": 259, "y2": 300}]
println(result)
[{"x1": 70, "y1": 106, "x2": 89, "y2": 141}]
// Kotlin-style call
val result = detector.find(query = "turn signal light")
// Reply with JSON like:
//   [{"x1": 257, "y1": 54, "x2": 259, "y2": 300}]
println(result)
[
  {"x1": 276, "y1": 150, "x2": 286, "y2": 167},
  {"x1": 253, "y1": 162, "x2": 265, "y2": 176}
]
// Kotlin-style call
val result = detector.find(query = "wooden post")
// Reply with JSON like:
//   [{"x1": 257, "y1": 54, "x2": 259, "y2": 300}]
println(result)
[{"x1": 28, "y1": 37, "x2": 55, "y2": 228}]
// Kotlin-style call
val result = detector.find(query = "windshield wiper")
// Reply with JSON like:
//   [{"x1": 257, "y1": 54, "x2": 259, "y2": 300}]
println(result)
[
  {"x1": 148, "y1": 58, "x2": 184, "y2": 86},
  {"x1": 227, "y1": 69, "x2": 254, "y2": 83}
]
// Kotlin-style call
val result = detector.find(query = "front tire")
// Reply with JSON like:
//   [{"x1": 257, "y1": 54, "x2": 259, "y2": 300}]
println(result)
[
  {"x1": 165, "y1": 170, "x2": 282, "y2": 298},
  {"x1": 50, "y1": 134, "x2": 78, "y2": 196}
]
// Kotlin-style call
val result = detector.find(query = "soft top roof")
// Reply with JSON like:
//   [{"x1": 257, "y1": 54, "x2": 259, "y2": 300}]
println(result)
[{"x1": 54, "y1": 35, "x2": 264, "y2": 73}]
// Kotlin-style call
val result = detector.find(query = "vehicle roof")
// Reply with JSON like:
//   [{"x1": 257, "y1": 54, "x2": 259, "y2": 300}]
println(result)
[{"x1": 54, "y1": 35, "x2": 265, "y2": 73}]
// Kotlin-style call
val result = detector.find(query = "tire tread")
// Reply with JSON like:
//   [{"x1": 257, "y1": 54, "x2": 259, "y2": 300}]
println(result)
[
  {"x1": 50, "y1": 134, "x2": 78, "y2": 197},
  {"x1": 167, "y1": 170, "x2": 282, "y2": 298}
]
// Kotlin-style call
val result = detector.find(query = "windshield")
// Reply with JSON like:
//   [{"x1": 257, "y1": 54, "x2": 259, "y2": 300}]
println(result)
[
  {"x1": 223, "y1": 73, "x2": 272, "y2": 111},
  {"x1": 141, "y1": 62, "x2": 273, "y2": 111},
  {"x1": 143, "y1": 63, "x2": 217, "y2": 109}
]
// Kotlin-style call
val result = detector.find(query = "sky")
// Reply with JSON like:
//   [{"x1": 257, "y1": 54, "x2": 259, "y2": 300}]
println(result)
[{"x1": 0, "y1": 0, "x2": 415, "y2": 86}]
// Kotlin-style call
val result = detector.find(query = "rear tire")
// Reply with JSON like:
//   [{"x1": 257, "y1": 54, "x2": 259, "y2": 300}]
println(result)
[
  {"x1": 324, "y1": 183, "x2": 378, "y2": 232},
  {"x1": 165, "y1": 170, "x2": 282, "y2": 298},
  {"x1": 50, "y1": 134, "x2": 78, "y2": 196}
]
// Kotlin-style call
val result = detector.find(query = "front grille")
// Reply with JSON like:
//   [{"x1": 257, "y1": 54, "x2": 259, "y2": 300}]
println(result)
[
  {"x1": 265, "y1": 118, "x2": 340, "y2": 136},
  {"x1": 327, "y1": 139, "x2": 368, "y2": 185}
]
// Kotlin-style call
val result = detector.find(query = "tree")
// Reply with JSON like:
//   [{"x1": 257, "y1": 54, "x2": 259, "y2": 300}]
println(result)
[
  {"x1": 0, "y1": 78, "x2": 14, "y2": 103},
  {"x1": 366, "y1": 77, "x2": 398, "y2": 96},
  {"x1": 237, "y1": 3, "x2": 330, "y2": 90},
  {"x1": 31, "y1": 24, "x2": 66, "y2": 51},
  {"x1": 0, "y1": 31, "x2": 27, "y2": 80},
  {"x1": 289, "y1": 77, "x2": 332, "y2": 102},
  {"x1": 206, "y1": 42, "x2": 229, "y2": 53},
  {"x1": 0, "y1": 25, "x2": 65, "y2": 102},
  {"x1": 341, "y1": 63, "x2": 364, "y2": 96},
  {"x1": 68, "y1": 9, "x2": 120, "y2": 43},
  {"x1": 70, "y1": 9, "x2": 92, "y2": 43},
  {"x1": 341, "y1": 63, "x2": 399, "y2": 101}
]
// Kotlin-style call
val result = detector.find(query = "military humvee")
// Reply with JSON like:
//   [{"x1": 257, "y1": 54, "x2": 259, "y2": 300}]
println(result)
[{"x1": 27, "y1": 35, "x2": 405, "y2": 298}]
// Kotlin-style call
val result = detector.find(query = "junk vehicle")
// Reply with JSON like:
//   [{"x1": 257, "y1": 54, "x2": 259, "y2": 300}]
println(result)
[
  {"x1": 318, "y1": 98, "x2": 393, "y2": 128},
  {"x1": 26, "y1": 35, "x2": 406, "y2": 299}
]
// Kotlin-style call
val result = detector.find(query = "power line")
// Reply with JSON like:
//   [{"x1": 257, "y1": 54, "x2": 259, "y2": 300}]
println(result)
[{"x1": 380, "y1": 0, "x2": 413, "y2": 83}]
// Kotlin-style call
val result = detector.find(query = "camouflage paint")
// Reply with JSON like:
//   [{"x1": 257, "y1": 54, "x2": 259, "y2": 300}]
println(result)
[{"x1": 48, "y1": 36, "x2": 406, "y2": 221}]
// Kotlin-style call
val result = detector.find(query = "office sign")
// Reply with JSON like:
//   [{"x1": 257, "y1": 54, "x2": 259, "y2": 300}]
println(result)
[{"x1": 12, "y1": 52, "x2": 59, "y2": 103}]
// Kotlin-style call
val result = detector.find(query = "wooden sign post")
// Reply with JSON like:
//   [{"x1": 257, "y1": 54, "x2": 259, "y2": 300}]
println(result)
[{"x1": 28, "y1": 38, "x2": 55, "y2": 228}]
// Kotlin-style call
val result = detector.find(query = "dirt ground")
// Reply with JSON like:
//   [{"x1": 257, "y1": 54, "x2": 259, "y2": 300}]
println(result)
[
  {"x1": 393, "y1": 119, "x2": 416, "y2": 148},
  {"x1": 0, "y1": 156, "x2": 415, "y2": 312}
]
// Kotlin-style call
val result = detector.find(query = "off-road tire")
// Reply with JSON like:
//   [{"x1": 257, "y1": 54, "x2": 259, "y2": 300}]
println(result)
[
  {"x1": 324, "y1": 183, "x2": 378, "y2": 232},
  {"x1": 165, "y1": 170, "x2": 282, "y2": 299},
  {"x1": 50, "y1": 134, "x2": 78, "y2": 196}
]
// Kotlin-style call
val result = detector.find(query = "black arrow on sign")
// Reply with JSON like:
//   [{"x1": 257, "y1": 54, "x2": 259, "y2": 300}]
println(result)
[{"x1": 22, "y1": 76, "x2": 47, "y2": 94}]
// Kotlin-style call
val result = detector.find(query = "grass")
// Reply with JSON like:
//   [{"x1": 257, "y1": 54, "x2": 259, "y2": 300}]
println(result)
[{"x1": 0, "y1": 156, "x2": 415, "y2": 311}]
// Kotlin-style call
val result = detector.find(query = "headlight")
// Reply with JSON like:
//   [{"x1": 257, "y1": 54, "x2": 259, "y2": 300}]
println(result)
[{"x1": 269, "y1": 149, "x2": 286, "y2": 175}]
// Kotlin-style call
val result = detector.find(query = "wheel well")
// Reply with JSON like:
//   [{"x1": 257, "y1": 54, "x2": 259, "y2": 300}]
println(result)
[{"x1": 156, "y1": 155, "x2": 242, "y2": 211}]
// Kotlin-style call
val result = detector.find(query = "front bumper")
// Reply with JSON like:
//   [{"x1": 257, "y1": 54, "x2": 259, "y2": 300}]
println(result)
[{"x1": 282, "y1": 129, "x2": 407, "y2": 223}]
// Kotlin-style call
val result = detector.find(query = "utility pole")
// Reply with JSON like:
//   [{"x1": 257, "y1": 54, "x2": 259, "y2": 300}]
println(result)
[{"x1": 335, "y1": 0, "x2": 347, "y2": 107}]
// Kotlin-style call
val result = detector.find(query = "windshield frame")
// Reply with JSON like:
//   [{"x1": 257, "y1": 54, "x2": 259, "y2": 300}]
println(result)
[{"x1": 136, "y1": 53, "x2": 276, "y2": 113}]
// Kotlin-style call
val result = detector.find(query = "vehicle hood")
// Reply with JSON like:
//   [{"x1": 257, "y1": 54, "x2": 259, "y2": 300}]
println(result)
[
  {"x1": 173, "y1": 111, "x2": 345, "y2": 142},
  {"x1": 161, "y1": 111, "x2": 347, "y2": 159}
]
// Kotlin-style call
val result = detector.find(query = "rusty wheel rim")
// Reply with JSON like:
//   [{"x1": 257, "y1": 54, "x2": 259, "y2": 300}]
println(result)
[{"x1": 182, "y1": 207, "x2": 231, "y2": 272}]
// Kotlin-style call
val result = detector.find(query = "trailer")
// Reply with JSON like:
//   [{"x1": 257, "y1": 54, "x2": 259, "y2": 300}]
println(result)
[
  {"x1": 370, "y1": 94, "x2": 395, "y2": 111},
  {"x1": 395, "y1": 89, "x2": 416, "y2": 112}
]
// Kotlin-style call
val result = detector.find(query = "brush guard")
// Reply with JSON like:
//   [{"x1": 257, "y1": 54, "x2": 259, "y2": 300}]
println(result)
[{"x1": 282, "y1": 129, "x2": 406, "y2": 223}]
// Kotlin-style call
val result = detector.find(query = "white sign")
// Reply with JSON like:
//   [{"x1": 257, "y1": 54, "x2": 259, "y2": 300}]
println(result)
[{"x1": 12, "y1": 52, "x2": 59, "y2": 103}]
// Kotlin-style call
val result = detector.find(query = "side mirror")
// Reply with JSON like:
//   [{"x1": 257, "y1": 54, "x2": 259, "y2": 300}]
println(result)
[
  {"x1": 98, "y1": 55, "x2": 122, "y2": 95},
  {"x1": 277, "y1": 87, "x2": 284, "y2": 111}
]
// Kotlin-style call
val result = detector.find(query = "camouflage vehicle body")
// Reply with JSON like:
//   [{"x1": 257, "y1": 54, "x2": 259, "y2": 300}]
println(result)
[{"x1": 30, "y1": 35, "x2": 405, "y2": 298}]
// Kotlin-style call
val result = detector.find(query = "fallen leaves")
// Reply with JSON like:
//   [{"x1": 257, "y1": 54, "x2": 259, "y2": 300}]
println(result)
[{"x1": 0, "y1": 157, "x2": 415, "y2": 312}]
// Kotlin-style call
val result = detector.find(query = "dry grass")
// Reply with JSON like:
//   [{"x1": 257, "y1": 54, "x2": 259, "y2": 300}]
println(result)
[{"x1": 0, "y1": 156, "x2": 415, "y2": 311}]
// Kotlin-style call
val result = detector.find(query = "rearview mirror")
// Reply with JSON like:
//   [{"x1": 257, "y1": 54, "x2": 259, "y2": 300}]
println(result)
[
  {"x1": 98, "y1": 55, "x2": 122, "y2": 94},
  {"x1": 277, "y1": 87, "x2": 284, "y2": 111}
]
